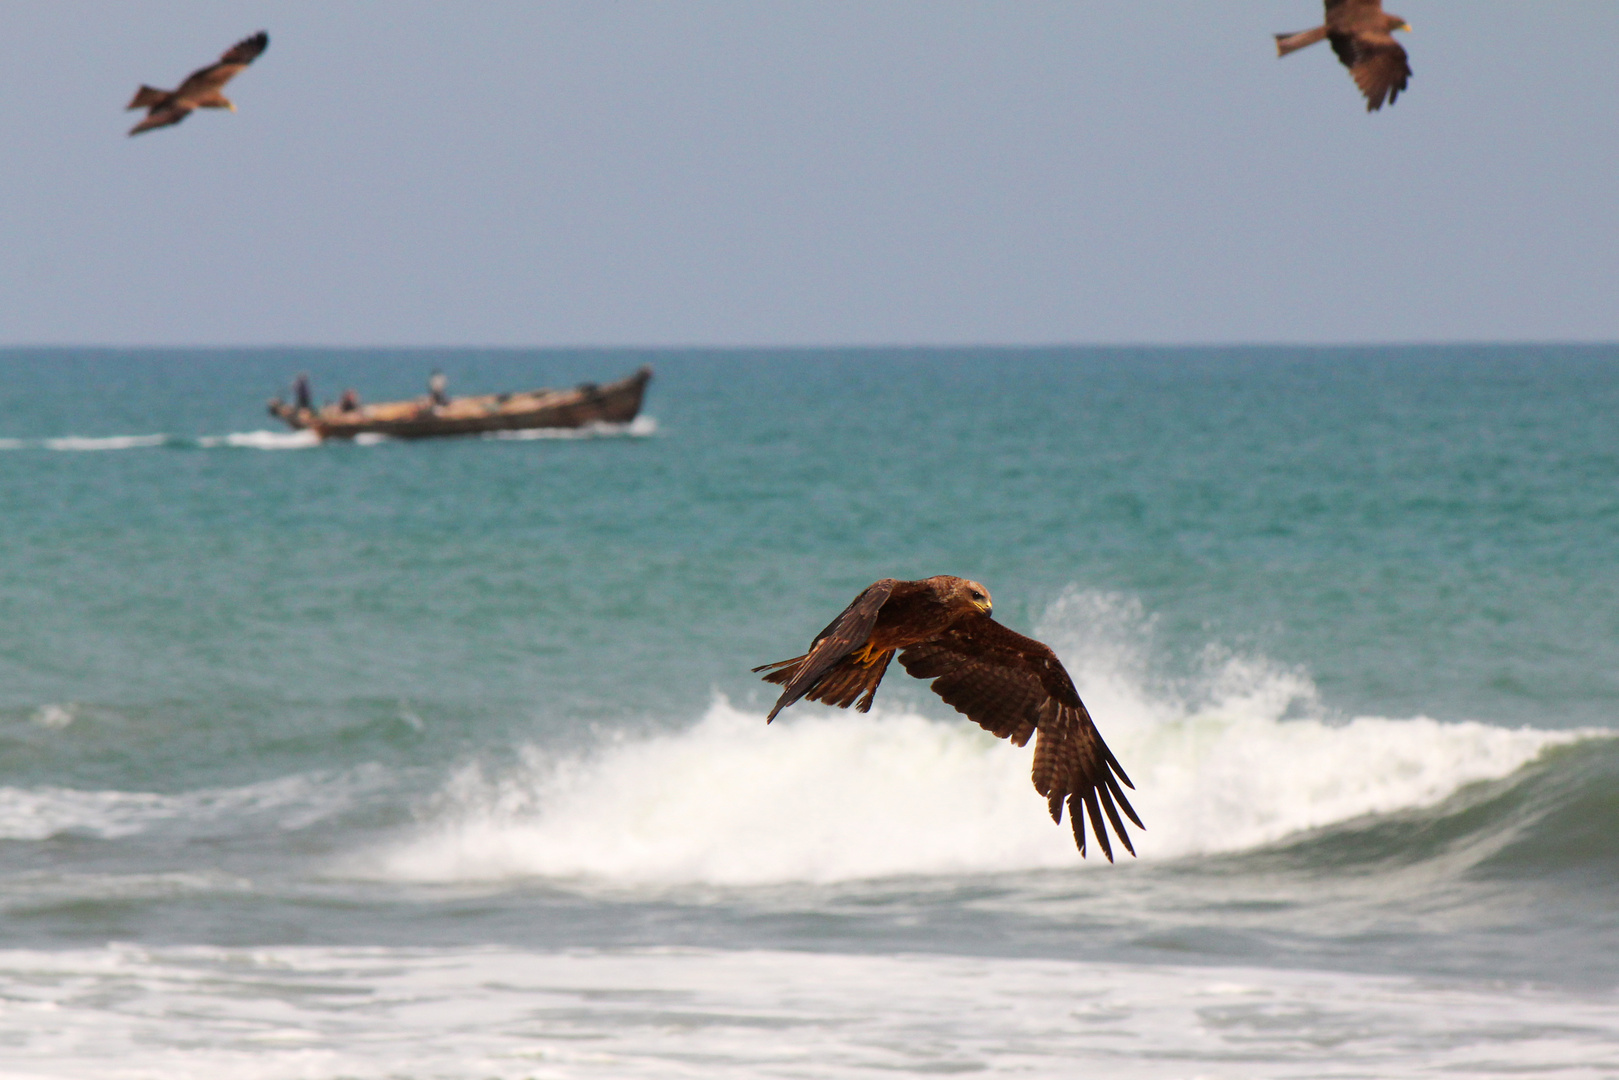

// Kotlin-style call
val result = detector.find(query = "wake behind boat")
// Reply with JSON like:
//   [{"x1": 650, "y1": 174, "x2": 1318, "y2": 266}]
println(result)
[{"x1": 268, "y1": 365, "x2": 651, "y2": 441}]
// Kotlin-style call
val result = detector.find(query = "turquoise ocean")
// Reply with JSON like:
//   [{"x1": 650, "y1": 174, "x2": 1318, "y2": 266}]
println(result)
[{"x1": 1, "y1": 347, "x2": 1616, "y2": 1078}]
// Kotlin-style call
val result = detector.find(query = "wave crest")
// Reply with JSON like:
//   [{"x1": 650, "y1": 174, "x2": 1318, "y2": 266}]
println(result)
[{"x1": 366, "y1": 592, "x2": 1605, "y2": 887}]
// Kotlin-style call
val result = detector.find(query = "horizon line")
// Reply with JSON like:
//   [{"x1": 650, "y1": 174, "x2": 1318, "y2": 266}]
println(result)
[{"x1": 3, "y1": 340, "x2": 1618, "y2": 353}]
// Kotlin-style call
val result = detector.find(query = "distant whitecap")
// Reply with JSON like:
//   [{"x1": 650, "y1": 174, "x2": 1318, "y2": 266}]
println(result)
[
  {"x1": 43, "y1": 434, "x2": 167, "y2": 451},
  {"x1": 198, "y1": 429, "x2": 321, "y2": 450},
  {"x1": 485, "y1": 415, "x2": 657, "y2": 440}
]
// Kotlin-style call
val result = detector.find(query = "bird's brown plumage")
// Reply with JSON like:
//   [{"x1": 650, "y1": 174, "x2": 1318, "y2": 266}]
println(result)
[
  {"x1": 1276, "y1": 0, "x2": 1411, "y2": 111},
  {"x1": 753, "y1": 576, "x2": 1142, "y2": 860},
  {"x1": 127, "y1": 31, "x2": 269, "y2": 135}
]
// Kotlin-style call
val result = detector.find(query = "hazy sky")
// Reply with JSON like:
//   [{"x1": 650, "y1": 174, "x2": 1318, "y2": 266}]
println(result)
[{"x1": 2, "y1": 2, "x2": 1615, "y2": 346}]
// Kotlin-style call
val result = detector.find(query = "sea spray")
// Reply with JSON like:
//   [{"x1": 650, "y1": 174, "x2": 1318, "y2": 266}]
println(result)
[
  {"x1": 1035, "y1": 589, "x2": 1598, "y2": 856},
  {"x1": 368, "y1": 607, "x2": 1592, "y2": 886},
  {"x1": 370, "y1": 700, "x2": 1074, "y2": 885}
]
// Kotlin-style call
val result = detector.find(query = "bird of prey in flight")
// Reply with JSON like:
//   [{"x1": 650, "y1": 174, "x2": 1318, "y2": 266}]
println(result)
[
  {"x1": 127, "y1": 31, "x2": 269, "y2": 135},
  {"x1": 755, "y1": 576, "x2": 1142, "y2": 861},
  {"x1": 1276, "y1": 1, "x2": 1411, "y2": 111}
]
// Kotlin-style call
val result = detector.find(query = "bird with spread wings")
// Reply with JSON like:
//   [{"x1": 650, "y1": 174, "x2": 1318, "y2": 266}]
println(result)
[
  {"x1": 127, "y1": 31, "x2": 269, "y2": 135},
  {"x1": 1276, "y1": 0, "x2": 1411, "y2": 112},
  {"x1": 754, "y1": 576, "x2": 1142, "y2": 861}
]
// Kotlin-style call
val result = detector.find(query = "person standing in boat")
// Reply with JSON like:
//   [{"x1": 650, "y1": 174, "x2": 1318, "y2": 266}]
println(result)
[
  {"x1": 293, "y1": 372, "x2": 313, "y2": 412},
  {"x1": 429, "y1": 370, "x2": 449, "y2": 407},
  {"x1": 339, "y1": 388, "x2": 361, "y2": 413}
]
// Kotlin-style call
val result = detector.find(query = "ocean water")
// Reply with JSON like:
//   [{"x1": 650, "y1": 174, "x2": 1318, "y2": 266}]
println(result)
[{"x1": 0, "y1": 346, "x2": 1616, "y2": 1078}]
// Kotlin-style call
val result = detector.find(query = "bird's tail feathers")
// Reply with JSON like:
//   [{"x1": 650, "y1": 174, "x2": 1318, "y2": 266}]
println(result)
[
  {"x1": 127, "y1": 85, "x2": 169, "y2": 110},
  {"x1": 754, "y1": 655, "x2": 807, "y2": 722},
  {"x1": 128, "y1": 107, "x2": 188, "y2": 136},
  {"x1": 807, "y1": 652, "x2": 892, "y2": 713},
  {"x1": 752, "y1": 655, "x2": 804, "y2": 683},
  {"x1": 1274, "y1": 26, "x2": 1328, "y2": 57},
  {"x1": 754, "y1": 650, "x2": 894, "y2": 720}
]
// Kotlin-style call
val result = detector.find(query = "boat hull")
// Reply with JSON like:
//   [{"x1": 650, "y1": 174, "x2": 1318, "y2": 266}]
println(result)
[{"x1": 269, "y1": 366, "x2": 651, "y2": 441}]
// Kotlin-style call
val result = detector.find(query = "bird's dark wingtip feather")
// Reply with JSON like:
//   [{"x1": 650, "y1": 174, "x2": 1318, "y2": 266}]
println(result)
[
  {"x1": 1105, "y1": 775, "x2": 1144, "y2": 830},
  {"x1": 1105, "y1": 748, "x2": 1136, "y2": 790},
  {"x1": 1082, "y1": 791, "x2": 1115, "y2": 863},
  {"x1": 1097, "y1": 785, "x2": 1136, "y2": 858}
]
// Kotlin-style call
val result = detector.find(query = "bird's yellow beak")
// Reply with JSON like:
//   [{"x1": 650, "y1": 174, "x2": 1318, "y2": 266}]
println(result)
[
  {"x1": 228, "y1": 102, "x2": 238, "y2": 112},
  {"x1": 1400, "y1": 22, "x2": 1413, "y2": 32}
]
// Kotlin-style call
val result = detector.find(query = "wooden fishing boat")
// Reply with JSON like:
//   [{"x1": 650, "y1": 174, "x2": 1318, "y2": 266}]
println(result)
[{"x1": 268, "y1": 366, "x2": 652, "y2": 441}]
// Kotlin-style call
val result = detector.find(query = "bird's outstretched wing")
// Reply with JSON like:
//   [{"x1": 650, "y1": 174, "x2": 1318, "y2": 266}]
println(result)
[
  {"x1": 1330, "y1": 32, "x2": 1410, "y2": 110},
  {"x1": 129, "y1": 105, "x2": 192, "y2": 134},
  {"x1": 899, "y1": 614, "x2": 1141, "y2": 860},
  {"x1": 126, "y1": 85, "x2": 170, "y2": 111},
  {"x1": 175, "y1": 31, "x2": 268, "y2": 101},
  {"x1": 754, "y1": 579, "x2": 896, "y2": 721}
]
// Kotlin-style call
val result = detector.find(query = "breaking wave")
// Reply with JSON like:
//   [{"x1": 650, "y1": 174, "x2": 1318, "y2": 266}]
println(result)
[{"x1": 365, "y1": 591, "x2": 1610, "y2": 887}]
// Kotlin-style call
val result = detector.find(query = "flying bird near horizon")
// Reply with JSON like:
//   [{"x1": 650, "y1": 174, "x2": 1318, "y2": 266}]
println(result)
[
  {"x1": 1276, "y1": 0, "x2": 1411, "y2": 111},
  {"x1": 126, "y1": 31, "x2": 269, "y2": 135},
  {"x1": 754, "y1": 576, "x2": 1142, "y2": 860}
]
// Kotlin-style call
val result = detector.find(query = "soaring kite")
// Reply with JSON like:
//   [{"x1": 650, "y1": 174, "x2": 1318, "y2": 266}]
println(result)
[
  {"x1": 1276, "y1": 1, "x2": 1411, "y2": 111},
  {"x1": 754, "y1": 576, "x2": 1142, "y2": 860},
  {"x1": 127, "y1": 31, "x2": 269, "y2": 135}
]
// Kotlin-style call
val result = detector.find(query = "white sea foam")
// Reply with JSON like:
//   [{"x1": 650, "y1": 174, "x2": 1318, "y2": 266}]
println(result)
[
  {"x1": 31, "y1": 704, "x2": 75, "y2": 730},
  {"x1": 369, "y1": 590, "x2": 1607, "y2": 887},
  {"x1": 0, "y1": 944, "x2": 1613, "y2": 1079},
  {"x1": 196, "y1": 429, "x2": 321, "y2": 450},
  {"x1": 0, "y1": 768, "x2": 389, "y2": 843},
  {"x1": 485, "y1": 415, "x2": 658, "y2": 440},
  {"x1": 41, "y1": 433, "x2": 167, "y2": 451},
  {"x1": 0, "y1": 437, "x2": 23, "y2": 450},
  {"x1": 1032, "y1": 589, "x2": 1606, "y2": 858},
  {"x1": 0, "y1": 787, "x2": 175, "y2": 841}
]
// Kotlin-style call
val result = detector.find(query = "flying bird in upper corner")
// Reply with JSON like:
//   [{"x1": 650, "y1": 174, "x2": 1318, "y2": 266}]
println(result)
[
  {"x1": 753, "y1": 576, "x2": 1142, "y2": 861},
  {"x1": 1276, "y1": 1, "x2": 1411, "y2": 112},
  {"x1": 126, "y1": 31, "x2": 269, "y2": 135}
]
